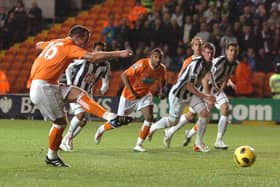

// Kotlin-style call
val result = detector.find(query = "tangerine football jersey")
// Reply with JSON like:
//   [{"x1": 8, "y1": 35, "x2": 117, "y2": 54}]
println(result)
[
  {"x1": 29, "y1": 37, "x2": 87, "y2": 84},
  {"x1": 122, "y1": 58, "x2": 166, "y2": 100}
]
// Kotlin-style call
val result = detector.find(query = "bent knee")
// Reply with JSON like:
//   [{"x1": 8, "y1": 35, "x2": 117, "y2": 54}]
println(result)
[
  {"x1": 200, "y1": 109, "x2": 210, "y2": 118},
  {"x1": 186, "y1": 112, "x2": 196, "y2": 122},
  {"x1": 221, "y1": 105, "x2": 230, "y2": 116}
]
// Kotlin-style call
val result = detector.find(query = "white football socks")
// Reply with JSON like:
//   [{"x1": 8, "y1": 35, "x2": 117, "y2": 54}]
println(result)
[
  {"x1": 67, "y1": 116, "x2": 80, "y2": 138},
  {"x1": 149, "y1": 117, "x2": 170, "y2": 135},
  {"x1": 166, "y1": 115, "x2": 188, "y2": 138},
  {"x1": 72, "y1": 126, "x2": 82, "y2": 138},
  {"x1": 216, "y1": 115, "x2": 228, "y2": 142},
  {"x1": 195, "y1": 117, "x2": 208, "y2": 145}
]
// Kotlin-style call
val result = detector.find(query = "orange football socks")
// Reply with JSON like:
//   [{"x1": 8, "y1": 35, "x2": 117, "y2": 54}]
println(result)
[
  {"x1": 104, "y1": 122, "x2": 113, "y2": 131},
  {"x1": 77, "y1": 93, "x2": 106, "y2": 118},
  {"x1": 48, "y1": 124, "x2": 65, "y2": 151}
]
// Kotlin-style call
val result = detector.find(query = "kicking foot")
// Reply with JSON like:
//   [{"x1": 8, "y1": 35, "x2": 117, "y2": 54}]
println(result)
[{"x1": 110, "y1": 115, "x2": 133, "y2": 127}]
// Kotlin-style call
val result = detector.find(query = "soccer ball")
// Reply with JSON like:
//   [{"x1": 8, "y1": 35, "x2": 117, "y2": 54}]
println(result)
[{"x1": 234, "y1": 145, "x2": 256, "y2": 167}]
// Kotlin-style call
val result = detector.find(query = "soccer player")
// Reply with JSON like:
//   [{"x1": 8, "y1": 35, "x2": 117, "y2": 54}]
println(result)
[
  {"x1": 153, "y1": 36, "x2": 203, "y2": 147},
  {"x1": 180, "y1": 42, "x2": 239, "y2": 149},
  {"x1": 178, "y1": 36, "x2": 203, "y2": 76},
  {"x1": 148, "y1": 42, "x2": 216, "y2": 152},
  {"x1": 28, "y1": 25, "x2": 133, "y2": 167},
  {"x1": 94, "y1": 48, "x2": 166, "y2": 152},
  {"x1": 60, "y1": 42, "x2": 110, "y2": 151}
]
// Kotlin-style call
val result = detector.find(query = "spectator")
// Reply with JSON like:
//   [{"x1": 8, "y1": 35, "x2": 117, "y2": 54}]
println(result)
[
  {"x1": 169, "y1": 19, "x2": 182, "y2": 55},
  {"x1": 195, "y1": 22, "x2": 210, "y2": 42},
  {"x1": 115, "y1": 18, "x2": 130, "y2": 44},
  {"x1": 171, "y1": 5, "x2": 183, "y2": 27},
  {"x1": 220, "y1": 26, "x2": 238, "y2": 55},
  {"x1": 209, "y1": 23, "x2": 222, "y2": 55},
  {"x1": 182, "y1": 15, "x2": 192, "y2": 44},
  {"x1": 13, "y1": 0, "x2": 28, "y2": 43},
  {"x1": 269, "y1": 62, "x2": 280, "y2": 99},
  {"x1": 150, "y1": 18, "x2": 163, "y2": 46},
  {"x1": 28, "y1": 1, "x2": 42, "y2": 35},
  {"x1": 233, "y1": 53, "x2": 254, "y2": 97},
  {"x1": 102, "y1": 17, "x2": 116, "y2": 48},
  {"x1": 189, "y1": 14, "x2": 200, "y2": 40},
  {"x1": 162, "y1": 44, "x2": 173, "y2": 70},
  {"x1": 255, "y1": 21, "x2": 274, "y2": 54},
  {"x1": 241, "y1": 4, "x2": 254, "y2": 25},
  {"x1": 247, "y1": 48, "x2": 257, "y2": 72},
  {"x1": 0, "y1": 11, "x2": 16, "y2": 49},
  {"x1": 203, "y1": 1, "x2": 215, "y2": 24},
  {"x1": 160, "y1": 11, "x2": 173, "y2": 45},
  {"x1": 255, "y1": 48, "x2": 274, "y2": 73},
  {"x1": 239, "y1": 24, "x2": 256, "y2": 52},
  {"x1": 128, "y1": 1, "x2": 148, "y2": 28},
  {"x1": 0, "y1": 70, "x2": 10, "y2": 94},
  {"x1": 171, "y1": 45, "x2": 184, "y2": 72}
]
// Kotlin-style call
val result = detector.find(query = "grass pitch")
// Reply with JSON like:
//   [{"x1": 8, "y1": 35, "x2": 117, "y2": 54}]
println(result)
[{"x1": 0, "y1": 119, "x2": 279, "y2": 187}]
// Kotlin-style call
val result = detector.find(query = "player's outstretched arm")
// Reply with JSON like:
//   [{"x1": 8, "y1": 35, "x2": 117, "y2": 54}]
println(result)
[{"x1": 84, "y1": 50, "x2": 133, "y2": 63}]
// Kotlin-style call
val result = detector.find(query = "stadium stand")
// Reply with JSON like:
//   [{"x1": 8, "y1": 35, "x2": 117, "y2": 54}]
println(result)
[{"x1": 0, "y1": 0, "x2": 278, "y2": 98}]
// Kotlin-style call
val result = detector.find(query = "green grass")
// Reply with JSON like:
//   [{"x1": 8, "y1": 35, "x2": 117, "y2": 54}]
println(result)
[{"x1": 0, "y1": 119, "x2": 279, "y2": 187}]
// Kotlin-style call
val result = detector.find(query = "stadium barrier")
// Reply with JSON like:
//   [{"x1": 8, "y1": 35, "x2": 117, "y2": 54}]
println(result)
[{"x1": 0, "y1": 94, "x2": 279, "y2": 124}]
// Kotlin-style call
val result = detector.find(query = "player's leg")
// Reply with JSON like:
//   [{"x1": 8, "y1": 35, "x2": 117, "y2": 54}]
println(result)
[
  {"x1": 134, "y1": 105, "x2": 153, "y2": 152},
  {"x1": 47, "y1": 118, "x2": 69, "y2": 167},
  {"x1": 215, "y1": 101, "x2": 230, "y2": 149},
  {"x1": 190, "y1": 96, "x2": 210, "y2": 152},
  {"x1": 94, "y1": 96, "x2": 135, "y2": 144},
  {"x1": 30, "y1": 81, "x2": 69, "y2": 167},
  {"x1": 183, "y1": 111, "x2": 197, "y2": 146},
  {"x1": 65, "y1": 86, "x2": 132, "y2": 123},
  {"x1": 162, "y1": 114, "x2": 189, "y2": 148},
  {"x1": 60, "y1": 107, "x2": 86, "y2": 151},
  {"x1": 148, "y1": 92, "x2": 185, "y2": 142}
]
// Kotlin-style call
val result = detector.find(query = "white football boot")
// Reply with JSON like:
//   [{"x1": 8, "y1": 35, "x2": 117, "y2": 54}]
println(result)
[{"x1": 133, "y1": 145, "x2": 146, "y2": 152}]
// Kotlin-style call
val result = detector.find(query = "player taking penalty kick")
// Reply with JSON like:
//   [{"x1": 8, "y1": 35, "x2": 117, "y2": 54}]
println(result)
[{"x1": 28, "y1": 25, "x2": 133, "y2": 167}]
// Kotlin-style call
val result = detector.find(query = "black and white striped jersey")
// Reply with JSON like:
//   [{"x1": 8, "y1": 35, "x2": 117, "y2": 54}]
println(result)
[
  {"x1": 63, "y1": 59, "x2": 110, "y2": 94},
  {"x1": 171, "y1": 56, "x2": 212, "y2": 99},
  {"x1": 211, "y1": 56, "x2": 239, "y2": 88}
]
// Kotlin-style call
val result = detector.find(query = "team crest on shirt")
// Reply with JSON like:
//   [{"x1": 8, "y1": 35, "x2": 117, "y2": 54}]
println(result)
[{"x1": 142, "y1": 77, "x2": 155, "y2": 84}]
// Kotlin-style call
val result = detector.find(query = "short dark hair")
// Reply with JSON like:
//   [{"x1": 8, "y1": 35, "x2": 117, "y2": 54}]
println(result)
[
  {"x1": 93, "y1": 41, "x2": 105, "y2": 49},
  {"x1": 151, "y1": 48, "x2": 164, "y2": 57},
  {"x1": 226, "y1": 42, "x2": 239, "y2": 49},
  {"x1": 69, "y1": 25, "x2": 90, "y2": 38},
  {"x1": 202, "y1": 42, "x2": 216, "y2": 55}
]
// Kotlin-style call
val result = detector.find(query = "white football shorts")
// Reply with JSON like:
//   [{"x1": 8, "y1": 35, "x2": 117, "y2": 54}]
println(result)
[
  {"x1": 69, "y1": 103, "x2": 85, "y2": 115},
  {"x1": 117, "y1": 93, "x2": 153, "y2": 115},
  {"x1": 30, "y1": 80, "x2": 71, "y2": 121},
  {"x1": 189, "y1": 90, "x2": 229, "y2": 114},
  {"x1": 168, "y1": 92, "x2": 207, "y2": 122}
]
